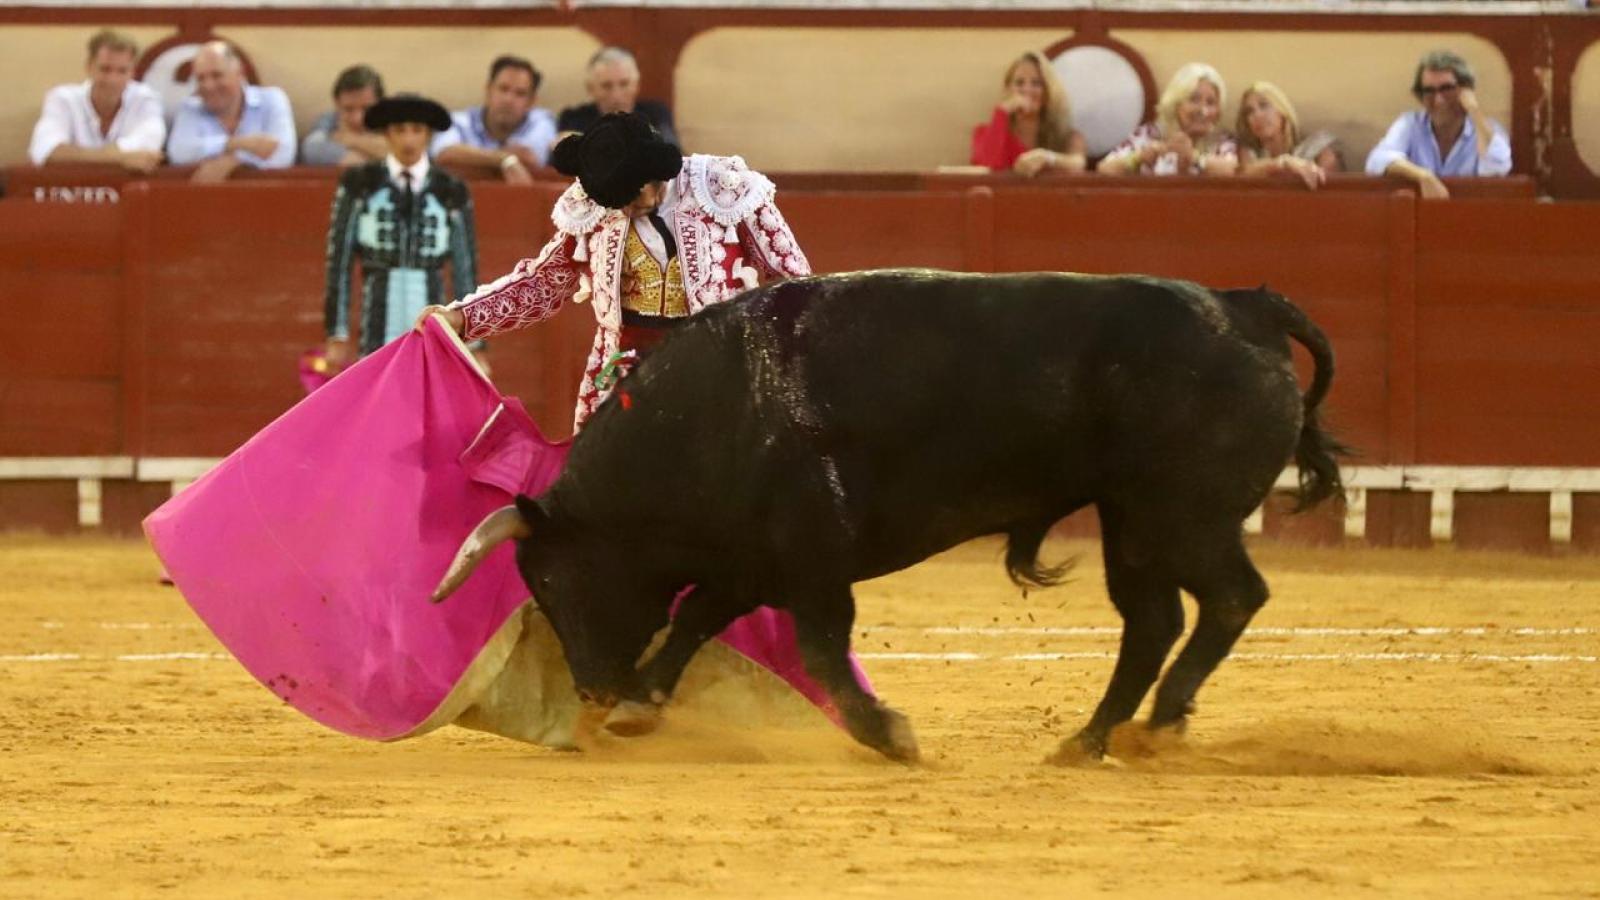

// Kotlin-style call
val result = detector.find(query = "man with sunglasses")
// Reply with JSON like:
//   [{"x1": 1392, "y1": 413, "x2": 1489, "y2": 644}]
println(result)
[{"x1": 1365, "y1": 49, "x2": 1511, "y2": 199}]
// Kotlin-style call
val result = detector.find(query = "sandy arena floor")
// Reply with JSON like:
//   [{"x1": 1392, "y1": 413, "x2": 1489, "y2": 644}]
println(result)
[{"x1": 2, "y1": 534, "x2": 1598, "y2": 898}]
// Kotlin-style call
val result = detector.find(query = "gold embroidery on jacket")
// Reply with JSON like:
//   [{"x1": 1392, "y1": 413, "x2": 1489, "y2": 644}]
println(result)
[{"x1": 620, "y1": 224, "x2": 687, "y2": 317}]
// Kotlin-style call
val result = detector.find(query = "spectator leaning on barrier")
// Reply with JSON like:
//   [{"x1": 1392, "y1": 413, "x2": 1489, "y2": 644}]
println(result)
[
  {"x1": 301, "y1": 64, "x2": 388, "y2": 167},
  {"x1": 1100, "y1": 62, "x2": 1238, "y2": 177},
  {"x1": 1365, "y1": 50, "x2": 1511, "y2": 200},
  {"x1": 556, "y1": 46, "x2": 679, "y2": 148},
  {"x1": 166, "y1": 41, "x2": 296, "y2": 182},
  {"x1": 432, "y1": 55, "x2": 556, "y2": 187},
  {"x1": 1235, "y1": 81, "x2": 1343, "y2": 190},
  {"x1": 28, "y1": 28, "x2": 165, "y2": 172},
  {"x1": 969, "y1": 50, "x2": 1087, "y2": 177},
  {"x1": 323, "y1": 94, "x2": 482, "y2": 374}
]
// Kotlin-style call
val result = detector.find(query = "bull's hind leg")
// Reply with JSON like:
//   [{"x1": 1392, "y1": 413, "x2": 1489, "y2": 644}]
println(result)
[
  {"x1": 790, "y1": 585, "x2": 919, "y2": 763},
  {"x1": 1148, "y1": 530, "x2": 1269, "y2": 733},
  {"x1": 1052, "y1": 508, "x2": 1184, "y2": 763}
]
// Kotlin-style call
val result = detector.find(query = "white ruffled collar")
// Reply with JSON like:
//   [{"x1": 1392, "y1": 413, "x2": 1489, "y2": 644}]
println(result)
[{"x1": 549, "y1": 154, "x2": 775, "y2": 235}]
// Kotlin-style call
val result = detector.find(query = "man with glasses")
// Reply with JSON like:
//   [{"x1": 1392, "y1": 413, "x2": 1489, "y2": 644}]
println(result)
[{"x1": 1365, "y1": 49, "x2": 1511, "y2": 199}]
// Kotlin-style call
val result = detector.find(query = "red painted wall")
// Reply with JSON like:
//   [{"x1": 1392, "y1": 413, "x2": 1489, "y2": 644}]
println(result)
[{"x1": 2, "y1": 172, "x2": 1597, "y2": 472}]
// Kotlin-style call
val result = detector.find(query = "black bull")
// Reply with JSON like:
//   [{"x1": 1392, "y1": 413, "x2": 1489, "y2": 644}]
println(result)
[{"x1": 434, "y1": 270, "x2": 1343, "y2": 762}]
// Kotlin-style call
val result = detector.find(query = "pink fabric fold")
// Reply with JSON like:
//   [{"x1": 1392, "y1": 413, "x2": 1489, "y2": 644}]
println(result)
[{"x1": 145, "y1": 319, "x2": 860, "y2": 741}]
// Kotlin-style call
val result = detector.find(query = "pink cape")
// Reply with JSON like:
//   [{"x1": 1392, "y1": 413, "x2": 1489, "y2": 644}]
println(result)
[{"x1": 144, "y1": 319, "x2": 858, "y2": 744}]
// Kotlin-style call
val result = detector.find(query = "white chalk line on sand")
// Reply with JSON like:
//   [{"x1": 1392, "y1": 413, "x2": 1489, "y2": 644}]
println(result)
[
  {"x1": 2, "y1": 643, "x2": 1596, "y2": 665},
  {"x1": 3, "y1": 651, "x2": 1594, "y2": 665},
  {"x1": 865, "y1": 626, "x2": 1596, "y2": 638},
  {"x1": 0, "y1": 652, "x2": 231, "y2": 663},
  {"x1": 859, "y1": 651, "x2": 1599, "y2": 664},
  {"x1": 36, "y1": 622, "x2": 1597, "y2": 638},
  {"x1": 6, "y1": 624, "x2": 1595, "y2": 666}
]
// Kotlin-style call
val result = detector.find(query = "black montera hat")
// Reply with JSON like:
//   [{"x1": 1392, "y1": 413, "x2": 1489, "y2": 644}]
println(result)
[
  {"x1": 549, "y1": 112, "x2": 683, "y2": 209},
  {"x1": 364, "y1": 93, "x2": 452, "y2": 132}
]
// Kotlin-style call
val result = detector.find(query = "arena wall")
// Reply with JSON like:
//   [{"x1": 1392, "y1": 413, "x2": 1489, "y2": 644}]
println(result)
[
  {"x1": 2, "y1": 171, "x2": 1597, "y2": 551},
  {"x1": 3, "y1": 4, "x2": 1597, "y2": 550}
]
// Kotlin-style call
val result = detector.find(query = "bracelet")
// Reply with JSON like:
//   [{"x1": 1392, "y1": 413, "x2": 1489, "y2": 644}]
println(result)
[{"x1": 499, "y1": 154, "x2": 522, "y2": 171}]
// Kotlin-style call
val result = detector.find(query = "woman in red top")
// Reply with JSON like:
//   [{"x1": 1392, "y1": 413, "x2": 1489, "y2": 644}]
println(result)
[{"x1": 970, "y1": 51, "x2": 1087, "y2": 176}]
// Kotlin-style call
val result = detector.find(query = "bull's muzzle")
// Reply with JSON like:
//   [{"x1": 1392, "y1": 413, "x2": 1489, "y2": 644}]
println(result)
[{"x1": 430, "y1": 505, "x2": 531, "y2": 603}]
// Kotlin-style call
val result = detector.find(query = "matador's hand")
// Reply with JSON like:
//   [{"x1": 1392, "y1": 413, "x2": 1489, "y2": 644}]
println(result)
[{"x1": 414, "y1": 305, "x2": 466, "y2": 334}]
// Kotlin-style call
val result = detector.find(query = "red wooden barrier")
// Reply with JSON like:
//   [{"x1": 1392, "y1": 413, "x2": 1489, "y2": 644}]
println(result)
[
  {"x1": 1413, "y1": 200, "x2": 1600, "y2": 466},
  {"x1": 0, "y1": 200, "x2": 124, "y2": 455},
  {"x1": 3, "y1": 176, "x2": 1599, "y2": 551}
]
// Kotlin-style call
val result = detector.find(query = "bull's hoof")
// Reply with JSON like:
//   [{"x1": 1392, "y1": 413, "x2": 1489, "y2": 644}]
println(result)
[
  {"x1": 1046, "y1": 730, "x2": 1107, "y2": 767},
  {"x1": 602, "y1": 700, "x2": 662, "y2": 737},
  {"x1": 879, "y1": 707, "x2": 920, "y2": 764},
  {"x1": 1104, "y1": 720, "x2": 1186, "y2": 759}
]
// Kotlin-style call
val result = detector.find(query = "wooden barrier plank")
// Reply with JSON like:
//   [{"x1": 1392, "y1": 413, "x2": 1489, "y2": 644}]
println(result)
[
  {"x1": 0, "y1": 380, "x2": 121, "y2": 455},
  {"x1": 0, "y1": 480, "x2": 78, "y2": 532},
  {"x1": 1, "y1": 271, "x2": 122, "y2": 379},
  {"x1": 1453, "y1": 491, "x2": 1551, "y2": 554},
  {"x1": 0, "y1": 201, "x2": 125, "y2": 455},
  {"x1": 1364, "y1": 489, "x2": 1433, "y2": 549},
  {"x1": 1413, "y1": 200, "x2": 1600, "y2": 467},
  {"x1": 778, "y1": 192, "x2": 969, "y2": 274},
  {"x1": 1574, "y1": 493, "x2": 1600, "y2": 553},
  {"x1": 1262, "y1": 490, "x2": 1346, "y2": 546},
  {"x1": 1383, "y1": 191, "x2": 1418, "y2": 467}
]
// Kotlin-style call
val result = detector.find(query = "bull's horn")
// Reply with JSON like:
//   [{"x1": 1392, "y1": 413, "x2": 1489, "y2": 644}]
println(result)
[{"x1": 430, "y1": 505, "x2": 532, "y2": 603}]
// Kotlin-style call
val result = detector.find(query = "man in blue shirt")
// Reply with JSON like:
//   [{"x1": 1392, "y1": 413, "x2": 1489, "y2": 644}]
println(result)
[
  {"x1": 431, "y1": 55, "x2": 555, "y2": 187},
  {"x1": 1365, "y1": 49, "x2": 1511, "y2": 200},
  {"x1": 166, "y1": 41, "x2": 296, "y2": 182},
  {"x1": 300, "y1": 64, "x2": 388, "y2": 167}
]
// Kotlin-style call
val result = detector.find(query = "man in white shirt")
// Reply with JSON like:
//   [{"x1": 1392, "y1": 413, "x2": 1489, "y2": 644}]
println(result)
[{"x1": 28, "y1": 29, "x2": 165, "y2": 172}]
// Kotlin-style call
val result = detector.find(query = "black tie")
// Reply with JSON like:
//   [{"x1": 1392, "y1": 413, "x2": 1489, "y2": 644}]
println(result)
[{"x1": 646, "y1": 211, "x2": 677, "y2": 261}]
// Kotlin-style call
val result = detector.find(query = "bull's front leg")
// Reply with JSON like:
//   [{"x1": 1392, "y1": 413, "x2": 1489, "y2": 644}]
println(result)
[
  {"x1": 606, "y1": 584, "x2": 756, "y2": 737},
  {"x1": 790, "y1": 585, "x2": 919, "y2": 764}
]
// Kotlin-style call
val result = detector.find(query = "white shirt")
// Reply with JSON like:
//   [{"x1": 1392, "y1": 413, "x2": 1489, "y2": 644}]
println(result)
[
  {"x1": 28, "y1": 80, "x2": 166, "y2": 166},
  {"x1": 629, "y1": 179, "x2": 680, "y2": 269},
  {"x1": 385, "y1": 154, "x2": 430, "y2": 190}
]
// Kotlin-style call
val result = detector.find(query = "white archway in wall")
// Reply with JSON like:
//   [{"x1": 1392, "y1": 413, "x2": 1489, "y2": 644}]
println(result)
[
  {"x1": 1052, "y1": 44, "x2": 1147, "y2": 158},
  {"x1": 1574, "y1": 42, "x2": 1600, "y2": 177},
  {"x1": 142, "y1": 42, "x2": 206, "y2": 121}
]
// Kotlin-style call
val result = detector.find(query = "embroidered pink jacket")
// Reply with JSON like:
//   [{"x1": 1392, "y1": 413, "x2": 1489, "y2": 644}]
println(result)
[{"x1": 449, "y1": 154, "x2": 811, "y2": 430}]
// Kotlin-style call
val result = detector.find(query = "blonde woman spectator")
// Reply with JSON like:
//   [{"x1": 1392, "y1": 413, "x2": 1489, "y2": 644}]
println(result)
[
  {"x1": 1100, "y1": 63, "x2": 1237, "y2": 177},
  {"x1": 1235, "y1": 82, "x2": 1344, "y2": 190},
  {"x1": 970, "y1": 51, "x2": 1087, "y2": 176}
]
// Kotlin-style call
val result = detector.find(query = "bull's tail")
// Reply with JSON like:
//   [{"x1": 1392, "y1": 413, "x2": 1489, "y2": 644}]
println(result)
[
  {"x1": 1274, "y1": 298, "x2": 1349, "y2": 512},
  {"x1": 1005, "y1": 516, "x2": 1074, "y2": 591}
]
